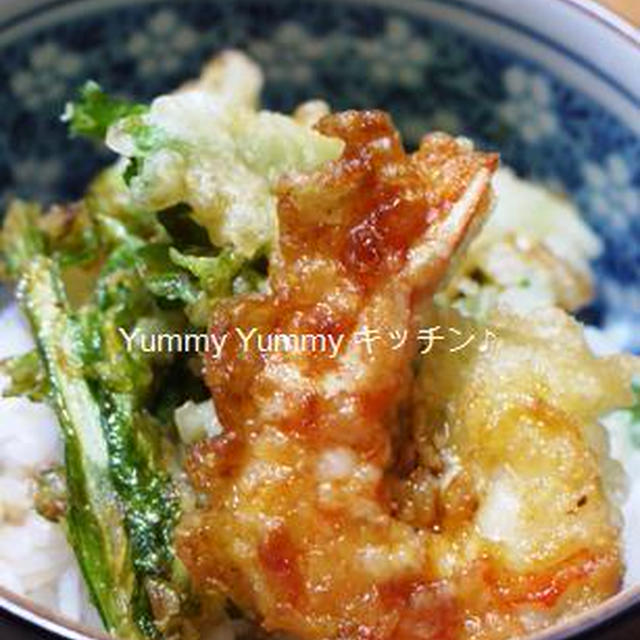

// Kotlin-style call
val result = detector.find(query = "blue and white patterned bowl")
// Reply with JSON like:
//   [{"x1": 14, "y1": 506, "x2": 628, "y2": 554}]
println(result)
[
  {"x1": 0, "y1": 0, "x2": 639, "y2": 338},
  {"x1": 0, "y1": 1, "x2": 639, "y2": 639}
]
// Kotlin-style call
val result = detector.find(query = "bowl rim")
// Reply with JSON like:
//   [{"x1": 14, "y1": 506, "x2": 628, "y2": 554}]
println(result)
[
  {"x1": 0, "y1": 586, "x2": 111, "y2": 640},
  {"x1": 528, "y1": 585, "x2": 640, "y2": 640},
  {"x1": 2, "y1": 582, "x2": 640, "y2": 640},
  {"x1": 1, "y1": 0, "x2": 635, "y2": 45},
  {"x1": 0, "y1": 0, "x2": 639, "y2": 639},
  {"x1": 558, "y1": 0, "x2": 639, "y2": 45}
]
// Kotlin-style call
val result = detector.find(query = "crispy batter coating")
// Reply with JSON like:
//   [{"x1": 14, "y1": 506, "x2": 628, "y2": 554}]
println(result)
[
  {"x1": 395, "y1": 305, "x2": 638, "y2": 638},
  {"x1": 177, "y1": 110, "x2": 604, "y2": 639}
]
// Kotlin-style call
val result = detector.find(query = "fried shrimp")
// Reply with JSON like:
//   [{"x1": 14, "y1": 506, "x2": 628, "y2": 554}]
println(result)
[
  {"x1": 396, "y1": 305, "x2": 638, "y2": 638},
  {"x1": 176, "y1": 112, "x2": 640, "y2": 640},
  {"x1": 177, "y1": 111, "x2": 499, "y2": 639}
]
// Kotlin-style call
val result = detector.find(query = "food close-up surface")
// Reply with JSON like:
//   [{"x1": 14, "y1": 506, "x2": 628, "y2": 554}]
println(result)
[{"x1": 0, "y1": 2, "x2": 638, "y2": 640}]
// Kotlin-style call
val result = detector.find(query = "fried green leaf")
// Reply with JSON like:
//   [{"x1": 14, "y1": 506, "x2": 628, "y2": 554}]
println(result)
[
  {"x1": 105, "y1": 89, "x2": 343, "y2": 257},
  {"x1": 64, "y1": 81, "x2": 149, "y2": 141},
  {"x1": 18, "y1": 255, "x2": 148, "y2": 638}
]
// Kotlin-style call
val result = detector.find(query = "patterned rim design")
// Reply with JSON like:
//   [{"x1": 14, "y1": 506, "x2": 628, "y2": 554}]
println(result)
[{"x1": 0, "y1": 0, "x2": 638, "y2": 108}]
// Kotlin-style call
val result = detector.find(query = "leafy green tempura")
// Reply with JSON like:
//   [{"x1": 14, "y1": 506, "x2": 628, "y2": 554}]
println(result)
[
  {"x1": 0, "y1": 201, "x2": 191, "y2": 633},
  {"x1": 107, "y1": 101, "x2": 342, "y2": 256},
  {"x1": 0, "y1": 54, "x2": 346, "y2": 639},
  {"x1": 0, "y1": 115, "x2": 208, "y2": 640},
  {"x1": 19, "y1": 253, "x2": 151, "y2": 639}
]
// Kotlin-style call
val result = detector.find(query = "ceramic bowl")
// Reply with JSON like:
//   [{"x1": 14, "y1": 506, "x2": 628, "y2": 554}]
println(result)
[{"x1": 0, "y1": 1, "x2": 638, "y2": 639}]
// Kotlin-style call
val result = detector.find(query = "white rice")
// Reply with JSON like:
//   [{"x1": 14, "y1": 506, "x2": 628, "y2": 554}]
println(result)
[{"x1": 0, "y1": 303, "x2": 100, "y2": 628}]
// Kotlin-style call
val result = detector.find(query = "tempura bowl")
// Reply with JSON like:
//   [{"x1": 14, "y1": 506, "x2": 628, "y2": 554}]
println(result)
[{"x1": 0, "y1": 1, "x2": 638, "y2": 638}]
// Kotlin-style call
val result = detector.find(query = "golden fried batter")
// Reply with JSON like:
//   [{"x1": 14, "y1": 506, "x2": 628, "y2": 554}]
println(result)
[
  {"x1": 177, "y1": 111, "x2": 499, "y2": 639},
  {"x1": 397, "y1": 305, "x2": 638, "y2": 638}
]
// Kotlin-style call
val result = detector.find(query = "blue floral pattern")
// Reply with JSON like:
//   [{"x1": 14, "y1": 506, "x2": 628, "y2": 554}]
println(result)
[
  {"x1": 498, "y1": 67, "x2": 558, "y2": 143},
  {"x1": 356, "y1": 17, "x2": 432, "y2": 88},
  {"x1": 0, "y1": 0, "x2": 638, "y2": 341},
  {"x1": 249, "y1": 22, "x2": 326, "y2": 86},
  {"x1": 581, "y1": 154, "x2": 639, "y2": 232},
  {"x1": 126, "y1": 10, "x2": 198, "y2": 78},
  {"x1": 10, "y1": 42, "x2": 82, "y2": 110}
]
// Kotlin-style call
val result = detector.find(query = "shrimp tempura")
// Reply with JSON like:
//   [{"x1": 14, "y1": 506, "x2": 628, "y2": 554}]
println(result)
[{"x1": 178, "y1": 111, "x2": 497, "y2": 639}]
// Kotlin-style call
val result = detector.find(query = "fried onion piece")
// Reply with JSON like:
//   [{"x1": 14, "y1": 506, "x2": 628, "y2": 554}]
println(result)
[{"x1": 177, "y1": 112, "x2": 498, "y2": 639}]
